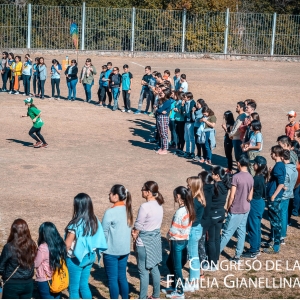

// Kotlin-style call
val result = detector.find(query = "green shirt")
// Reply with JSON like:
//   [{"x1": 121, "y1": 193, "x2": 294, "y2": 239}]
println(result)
[{"x1": 27, "y1": 107, "x2": 44, "y2": 128}]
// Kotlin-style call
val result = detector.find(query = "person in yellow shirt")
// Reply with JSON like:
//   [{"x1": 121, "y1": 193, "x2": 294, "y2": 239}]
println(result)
[{"x1": 10, "y1": 55, "x2": 22, "y2": 94}]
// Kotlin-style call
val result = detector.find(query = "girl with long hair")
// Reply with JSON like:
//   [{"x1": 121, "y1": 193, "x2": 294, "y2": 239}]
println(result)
[
  {"x1": 0, "y1": 219, "x2": 37, "y2": 299},
  {"x1": 65, "y1": 193, "x2": 107, "y2": 299},
  {"x1": 22, "y1": 54, "x2": 33, "y2": 96},
  {"x1": 35, "y1": 222, "x2": 67, "y2": 299},
  {"x1": 222, "y1": 110, "x2": 235, "y2": 173},
  {"x1": 102, "y1": 185, "x2": 133, "y2": 299},
  {"x1": 38, "y1": 57, "x2": 47, "y2": 99},
  {"x1": 11, "y1": 55, "x2": 22, "y2": 94},
  {"x1": 185, "y1": 176, "x2": 205, "y2": 291},
  {"x1": 50, "y1": 59, "x2": 62, "y2": 100},
  {"x1": 21, "y1": 97, "x2": 48, "y2": 148},
  {"x1": 163, "y1": 186, "x2": 195, "y2": 298},
  {"x1": 7, "y1": 52, "x2": 15, "y2": 93},
  {"x1": 1, "y1": 51, "x2": 9, "y2": 91},
  {"x1": 33, "y1": 57, "x2": 40, "y2": 97},
  {"x1": 207, "y1": 166, "x2": 231, "y2": 270},
  {"x1": 65, "y1": 59, "x2": 78, "y2": 101},
  {"x1": 155, "y1": 88, "x2": 173, "y2": 155},
  {"x1": 132, "y1": 181, "x2": 164, "y2": 299},
  {"x1": 242, "y1": 156, "x2": 268, "y2": 259},
  {"x1": 173, "y1": 91, "x2": 185, "y2": 152},
  {"x1": 79, "y1": 58, "x2": 97, "y2": 102}
]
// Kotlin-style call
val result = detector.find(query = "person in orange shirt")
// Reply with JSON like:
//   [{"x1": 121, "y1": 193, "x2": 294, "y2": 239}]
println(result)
[{"x1": 285, "y1": 111, "x2": 299, "y2": 140}]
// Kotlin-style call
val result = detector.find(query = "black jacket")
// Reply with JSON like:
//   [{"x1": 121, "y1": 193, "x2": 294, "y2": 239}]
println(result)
[
  {"x1": 65, "y1": 65, "x2": 78, "y2": 81},
  {"x1": 0, "y1": 243, "x2": 34, "y2": 281},
  {"x1": 210, "y1": 181, "x2": 228, "y2": 217},
  {"x1": 200, "y1": 183, "x2": 214, "y2": 230}
]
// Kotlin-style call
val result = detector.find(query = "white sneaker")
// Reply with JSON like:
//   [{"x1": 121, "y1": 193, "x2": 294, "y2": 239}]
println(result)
[
  {"x1": 183, "y1": 284, "x2": 195, "y2": 293},
  {"x1": 161, "y1": 287, "x2": 175, "y2": 294},
  {"x1": 121, "y1": 109, "x2": 126, "y2": 112},
  {"x1": 14, "y1": 91, "x2": 19, "y2": 95},
  {"x1": 8, "y1": 91, "x2": 12, "y2": 94},
  {"x1": 127, "y1": 110, "x2": 131, "y2": 113}
]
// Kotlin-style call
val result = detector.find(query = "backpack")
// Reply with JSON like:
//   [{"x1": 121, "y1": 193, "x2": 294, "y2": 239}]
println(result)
[{"x1": 46, "y1": 260, "x2": 69, "y2": 293}]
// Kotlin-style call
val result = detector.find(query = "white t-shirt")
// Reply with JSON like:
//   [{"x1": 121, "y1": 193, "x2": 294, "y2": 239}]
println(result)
[
  {"x1": 181, "y1": 81, "x2": 188, "y2": 92},
  {"x1": 249, "y1": 131, "x2": 263, "y2": 152}
]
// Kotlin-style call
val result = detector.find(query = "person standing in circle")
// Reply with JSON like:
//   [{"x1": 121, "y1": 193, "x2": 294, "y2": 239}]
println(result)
[{"x1": 21, "y1": 98, "x2": 48, "y2": 148}]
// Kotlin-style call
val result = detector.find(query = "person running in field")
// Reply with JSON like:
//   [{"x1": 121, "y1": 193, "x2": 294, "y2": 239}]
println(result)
[
  {"x1": 21, "y1": 98, "x2": 48, "y2": 148},
  {"x1": 121, "y1": 64, "x2": 133, "y2": 113},
  {"x1": 285, "y1": 111, "x2": 299, "y2": 141}
]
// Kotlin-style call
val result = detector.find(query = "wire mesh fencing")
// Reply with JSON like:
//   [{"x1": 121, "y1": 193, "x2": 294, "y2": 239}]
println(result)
[{"x1": 0, "y1": 4, "x2": 300, "y2": 56}]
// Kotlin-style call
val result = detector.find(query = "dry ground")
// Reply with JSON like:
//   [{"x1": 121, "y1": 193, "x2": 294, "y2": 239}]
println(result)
[{"x1": 0, "y1": 55, "x2": 300, "y2": 298}]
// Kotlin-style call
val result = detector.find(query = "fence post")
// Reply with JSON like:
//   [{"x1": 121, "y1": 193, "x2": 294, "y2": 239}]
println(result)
[
  {"x1": 131, "y1": 7, "x2": 136, "y2": 52},
  {"x1": 224, "y1": 8, "x2": 229, "y2": 54},
  {"x1": 181, "y1": 9, "x2": 187, "y2": 53},
  {"x1": 81, "y1": 2, "x2": 86, "y2": 51},
  {"x1": 27, "y1": 4, "x2": 32, "y2": 49},
  {"x1": 270, "y1": 12, "x2": 277, "y2": 55}
]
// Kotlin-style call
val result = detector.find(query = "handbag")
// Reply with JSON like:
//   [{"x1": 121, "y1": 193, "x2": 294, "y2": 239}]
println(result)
[
  {"x1": 43, "y1": 260, "x2": 69, "y2": 294},
  {"x1": 0, "y1": 265, "x2": 20, "y2": 288}
]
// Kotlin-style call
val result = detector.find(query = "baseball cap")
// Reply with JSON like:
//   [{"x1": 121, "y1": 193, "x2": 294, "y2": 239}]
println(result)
[
  {"x1": 287, "y1": 110, "x2": 296, "y2": 117},
  {"x1": 24, "y1": 97, "x2": 33, "y2": 104},
  {"x1": 250, "y1": 156, "x2": 267, "y2": 165}
]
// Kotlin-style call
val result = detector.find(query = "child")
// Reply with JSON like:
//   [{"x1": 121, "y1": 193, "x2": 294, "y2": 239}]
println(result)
[
  {"x1": 148, "y1": 71, "x2": 157, "y2": 116},
  {"x1": 163, "y1": 186, "x2": 195, "y2": 299},
  {"x1": 179, "y1": 74, "x2": 188, "y2": 93},
  {"x1": 22, "y1": 54, "x2": 32, "y2": 96},
  {"x1": 180, "y1": 92, "x2": 195, "y2": 159},
  {"x1": 33, "y1": 57, "x2": 40, "y2": 97},
  {"x1": 109, "y1": 67, "x2": 122, "y2": 111},
  {"x1": 173, "y1": 68, "x2": 181, "y2": 91},
  {"x1": 168, "y1": 91, "x2": 177, "y2": 148},
  {"x1": 174, "y1": 91, "x2": 185, "y2": 152},
  {"x1": 243, "y1": 112, "x2": 260, "y2": 144},
  {"x1": 222, "y1": 111, "x2": 235, "y2": 173},
  {"x1": 97, "y1": 65, "x2": 107, "y2": 107},
  {"x1": 264, "y1": 145, "x2": 286, "y2": 254},
  {"x1": 121, "y1": 64, "x2": 133, "y2": 113},
  {"x1": 102, "y1": 62, "x2": 113, "y2": 106},
  {"x1": 241, "y1": 156, "x2": 268, "y2": 259},
  {"x1": 163, "y1": 70, "x2": 171, "y2": 81},
  {"x1": 11, "y1": 55, "x2": 22, "y2": 95},
  {"x1": 277, "y1": 135, "x2": 298, "y2": 165},
  {"x1": 281, "y1": 150, "x2": 298, "y2": 245},
  {"x1": 285, "y1": 111, "x2": 299, "y2": 140},
  {"x1": 50, "y1": 59, "x2": 62, "y2": 100},
  {"x1": 242, "y1": 120, "x2": 263, "y2": 176}
]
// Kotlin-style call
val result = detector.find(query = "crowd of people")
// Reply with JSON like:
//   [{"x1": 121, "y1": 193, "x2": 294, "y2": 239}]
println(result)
[{"x1": 1, "y1": 52, "x2": 300, "y2": 299}]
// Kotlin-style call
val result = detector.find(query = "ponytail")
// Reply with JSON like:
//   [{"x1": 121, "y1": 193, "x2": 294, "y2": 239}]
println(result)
[
  {"x1": 173, "y1": 186, "x2": 195, "y2": 223},
  {"x1": 186, "y1": 176, "x2": 206, "y2": 207},
  {"x1": 142, "y1": 181, "x2": 164, "y2": 206},
  {"x1": 212, "y1": 166, "x2": 232, "y2": 196},
  {"x1": 110, "y1": 184, "x2": 133, "y2": 227}
]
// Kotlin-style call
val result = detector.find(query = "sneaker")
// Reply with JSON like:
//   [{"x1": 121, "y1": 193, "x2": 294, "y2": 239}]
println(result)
[
  {"x1": 183, "y1": 283, "x2": 195, "y2": 293},
  {"x1": 14, "y1": 91, "x2": 19, "y2": 95},
  {"x1": 206, "y1": 265, "x2": 218, "y2": 271},
  {"x1": 87, "y1": 99, "x2": 91, "y2": 103},
  {"x1": 55, "y1": 97, "x2": 60, "y2": 100},
  {"x1": 263, "y1": 246, "x2": 279, "y2": 254},
  {"x1": 166, "y1": 291, "x2": 185, "y2": 299},
  {"x1": 33, "y1": 141, "x2": 43, "y2": 148},
  {"x1": 41, "y1": 97, "x2": 45, "y2": 100},
  {"x1": 280, "y1": 238, "x2": 285, "y2": 245},
  {"x1": 147, "y1": 296, "x2": 159, "y2": 299},
  {"x1": 255, "y1": 250, "x2": 261, "y2": 256},
  {"x1": 8, "y1": 91, "x2": 12, "y2": 94},
  {"x1": 151, "y1": 125, "x2": 156, "y2": 129},
  {"x1": 121, "y1": 109, "x2": 126, "y2": 112},
  {"x1": 143, "y1": 111, "x2": 149, "y2": 115},
  {"x1": 241, "y1": 252, "x2": 257, "y2": 259},
  {"x1": 205, "y1": 159, "x2": 212, "y2": 165},
  {"x1": 35, "y1": 94, "x2": 40, "y2": 98},
  {"x1": 149, "y1": 112, "x2": 154, "y2": 117},
  {"x1": 230, "y1": 256, "x2": 241, "y2": 263},
  {"x1": 261, "y1": 238, "x2": 274, "y2": 248},
  {"x1": 127, "y1": 110, "x2": 132, "y2": 113},
  {"x1": 161, "y1": 287, "x2": 175, "y2": 294},
  {"x1": 148, "y1": 138, "x2": 157, "y2": 143},
  {"x1": 40, "y1": 143, "x2": 48, "y2": 148},
  {"x1": 71, "y1": 98, "x2": 75, "y2": 101},
  {"x1": 193, "y1": 156, "x2": 201, "y2": 162},
  {"x1": 134, "y1": 110, "x2": 141, "y2": 115}
]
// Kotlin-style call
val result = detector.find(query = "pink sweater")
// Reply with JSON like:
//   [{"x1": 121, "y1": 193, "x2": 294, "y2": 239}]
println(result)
[{"x1": 34, "y1": 243, "x2": 53, "y2": 282}]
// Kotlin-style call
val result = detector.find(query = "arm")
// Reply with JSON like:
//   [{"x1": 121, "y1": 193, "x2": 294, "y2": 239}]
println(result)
[
  {"x1": 54, "y1": 65, "x2": 61, "y2": 74},
  {"x1": 34, "y1": 246, "x2": 45, "y2": 268},
  {"x1": 202, "y1": 119, "x2": 215, "y2": 128},
  {"x1": 102, "y1": 211, "x2": 111, "y2": 237},
  {"x1": 128, "y1": 77, "x2": 133, "y2": 93},
  {"x1": 248, "y1": 187, "x2": 253, "y2": 202},
  {"x1": 65, "y1": 232, "x2": 75, "y2": 251},
  {"x1": 271, "y1": 165, "x2": 285, "y2": 200},
  {"x1": 0, "y1": 245, "x2": 10, "y2": 275},
  {"x1": 229, "y1": 118, "x2": 243, "y2": 138},
  {"x1": 92, "y1": 66, "x2": 97, "y2": 75},
  {"x1": 227, "y1": 185, "x2": 237, "y2": 211}
]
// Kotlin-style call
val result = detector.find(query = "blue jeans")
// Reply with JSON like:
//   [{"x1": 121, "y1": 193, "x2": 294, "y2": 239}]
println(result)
[
  {"x1": 112, "y1": 87, "x2": 120, "y2": 110},
  {"x1": 247, "y1": 198, "x2": 265, "y2": 253},
  {"x1": 281, "y1": 199, "x2": 289, "y2": 238},
  {"x1": 83, "y1": 83, "x2": 92, "y2": 101},
  {"x1": 103, "y1": 253, "x2": 129, "y2": 299},
  {"x1": 201, "y1": 131, "x2": 212, "y2": 161},
  {"x1": 169, "y1": 119, "x2": 177, "y2": 146},
  {"x1": 39, "y1": 79, "x2": 46, "y2": 97},
  {"x1": 220, "y1": 211, "x2": 249, "y2": 257},
  {"x1": 292, "y1": 185, "x2": 300, "y2": 216},
  {"x1": 22, "y1": 75, "x2": 31, "y2": 95},
  {"x1": 66, "y1": 252, "x2": 96, "y2": 299},
  {"x1": 1, "y1": 68, "x2": 9, "y2": 90},
  {"x1": 67, "y1": 79, "x2": 78, "y2": 99},
  {"x1": 267, "y1": 198, "x2": 282, "y2": 252},
  {"x1": 184, "y1": 123, "x2": 195, "y2": 153},
  {"x1": 232, "y1": 139, "x2": 242, "y2": 161},
  {"x1": 37, "y1": 281, "x2": 61, "y2": 299},
  {"x1": 188, "y1": 225, "x2": 202, "y2": 281}
]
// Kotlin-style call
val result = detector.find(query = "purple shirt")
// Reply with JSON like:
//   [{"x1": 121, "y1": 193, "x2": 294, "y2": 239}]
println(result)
[
  {"x1": 230, "y1": 171, "x2": 254, "y2": 214},
  {"x1": 134, "y1": 200, "x2": 163, "y2": 246}
]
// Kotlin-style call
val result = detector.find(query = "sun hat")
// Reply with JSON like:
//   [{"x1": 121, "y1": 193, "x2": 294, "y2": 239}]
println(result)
[{"x1": 24, "y1": 97, "x2": 33, "y2": 104}]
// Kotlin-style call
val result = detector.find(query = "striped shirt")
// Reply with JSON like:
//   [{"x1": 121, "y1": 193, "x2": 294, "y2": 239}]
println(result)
[{"x1": 168, "y1": 206, "x2": 192, "y2": 240}]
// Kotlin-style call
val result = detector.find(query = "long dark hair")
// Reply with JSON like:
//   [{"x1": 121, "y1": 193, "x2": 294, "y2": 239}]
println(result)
[
  {"x1": 66, "y1": 193, "x2": 98, "y2": 236},
  {"x1": 110, "y1": 184, "x2": 133, "y2": 227},
  {"x1": 224, "y1": 110, "x2": 235, "y2": 126},
  {"x1": 255, "y1": 163, "x2": 269, "y2": 182},
  {"x1": 173, "y1": 186, "x2": 195, "y2": 223},
  {"x1": 52, "y1": 59, "x2": 60, "y2": 65},
  {"x1": 38, "y1": 222, "x2": 67, "y2": 272},
  {"x1": 7, "y1": 219, "x2": 37, "y2": 269},
  {"x1": 8, "y1": 52, "x2": 14, "y2": 60},
  {"x1": 142, "y1": 181, "x2": 164, "y2": 205},
  {"x1": 198, "y1": 171, "x2": 214, "y2": 185},
  {"x1": 211, "y1": 166, "x2": 231, "y2": 196}
]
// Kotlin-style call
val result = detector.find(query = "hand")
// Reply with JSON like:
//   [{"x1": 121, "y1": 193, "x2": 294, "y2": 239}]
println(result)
[
  {"x1": 221, "y1": 124, "x2": 227, "y2": 130},
  {"x1": 153, "y1": 105, "x2": 157, "y2": 109},
  {"x1": 181, "y1": 100, "x2": 186, "y2": 105},
  {"x1": 162, "y1": 111, "x2": 167, "y2": 115},
  {"x1": 270, "y1": 195, "x2": 275, "y2": 201},
  {"x1": 32, "y1": 118, "x2": 36, "y2": 123},
  {"x1": 79, "y1": 80, "x2": 81, "y2": 84},
  {"x1": 109, "y1": 89, "x2": 111, "y2": 93},
  {"x1": 174, "y1": 108, "x2": 178, "y2": 112},
  {"x1": 128, "y1": 90, "x2": 131, "y2": 94},
  {"x1": 102, "y1": 77, "x2": 106, "y2": 81},
  {"x1": 192, "y1": 107, "x2": 196, "y2": 112},
  {"x1": 112, "y1": 82, "x2": 114, "y2": 85},
  {"x1": 131, "y1": 229, "x2": 139, "y2": 240}
]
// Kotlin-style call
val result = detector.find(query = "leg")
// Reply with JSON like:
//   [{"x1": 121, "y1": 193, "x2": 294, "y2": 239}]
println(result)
[
  {"x1": 51, "y1": 78, "x2": 55, "y2": 97},
  {"x1": 280, "y1": 199, "x2": 289, "y2": 238},
  {"x1": 198, "y1": 232, "x2": 207, "y2": 263},
  {"x1": 232, "y1": 139, "x2": 242, "y2": 161},
  {"x1": 71, "y1": 79, "x2": 78, "y2": 99},
  {"x1": 248, "y1": 200, "x2": 260, "y2": 253},
  {"x1": 29, "y1": 126, "x2": 41, "y2": 143},
  {"x1": 267, "y1": 199, "x2": 282, "y2": 252},
  {"x1": 189, "y1": 123, "x2": 195, "y2": 154},
  {"x1": 37, "y1": 281, "x2": 61, "y2": 299},
  {"x1": 194, "y1": 127, "x2": 202, "y2": 157},
  {"x1": 67, "y1": 257, "x2": 82, "y2": 299},
  {"x1": 224, "y1": 137, "x2": 233, "y2": 170},
  {"x1": 100, "y1": 86, "x2": 106, "y2": 104},
  {"x1": 78, "y1": 252, "x2": 95, "y2": 299},
  {"x1": 150, "y1": 264, "x2": 161, "y2": 298},
  {"x1": 256, "y1": 198, "x2": 266, "y2": 251},
  {"x1": 103, "y1": 254, "x2": 120, "y2": 299},
  {"x1": 67, "y1": 81, "x2": 72, "y2": 99},
  {"x1": 213, "y1": 217, "x2": 224, "y2": 264},
  {"x1": 33, "y1": 74, "x2": 37, "y2": 94},
  {"x1": 137, "y1": 246, "x2": 150, "y2": 299},
  {"x1": 185, "y1": 123, "x2": 191, "y2": 153},
  {"x1": 56, "y1": 78, "x2": 60, "y2": 97},
  {"x1": 145, "y1": 91, "x2": 151, "y2": 112},
  {"x1": 204, "y1": 131, "x2": 212, "y2": 161},
  {"x1": 161, "y1": 116, "x2": 169, "y2": 150},
  {"x1": 292, "y1": 185, "x2": 300, "y2": 216},
  {"x1": 41, "y1": 80, "x2": 45, "y2": 97},
  {"x1": 235, "y1": 212, "x2": 249, "y2": 257},
  {"x1": 127, "y1": 90, "x2": 131, "y2": 110},
  {"x1": 107, "y1": 86, "x2": 112, "y2": 104},
  {"x1": 35, "y1": 128, "x2": 47, "y2": 144},
  {"x1": 117, "y1": 254, "x2": 129, "y2": 299},
  {"x1": 38, "y1": 78, "x2": 41, "y2": 95},
  {"x1": 157, "y1": 117, "x2": 163, "y2": 149},
  {"x1": 19, "y1": 281, "x2": 34, "y2": 299},
  {"x1": 27, "y1": 76, "x2": 31, "y2": 95},
  {"x1": 188, "y1": 225, "x2": 202, "y2": 281},
  {"x1": 248, "y1": 150, "x2": 258, "y2": 176},
  {"x1": 179, "y1": 121, "x2": 185, "y2": 150},
  {"x1": 97, "y1": 87, "x2": 101, "y2": 102},
  {"x1": 137, "y1": 89, "x2": 145, "y2": 111}
]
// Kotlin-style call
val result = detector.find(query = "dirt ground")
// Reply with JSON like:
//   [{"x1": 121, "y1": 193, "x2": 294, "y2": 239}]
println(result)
[{"x1": 0, "y1": 55, "x2": 300, "y2": 299}]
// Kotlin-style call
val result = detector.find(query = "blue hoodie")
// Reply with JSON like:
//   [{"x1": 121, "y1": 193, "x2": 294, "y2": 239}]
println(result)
[{"x1": 266, "y1": 161, "x2": 286, "y2": 200}]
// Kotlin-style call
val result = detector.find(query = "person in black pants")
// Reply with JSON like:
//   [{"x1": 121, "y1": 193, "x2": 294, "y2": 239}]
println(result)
[
  {"x1": 1, "y1": 51, "x2": 9, "y2": 91},
  {"x1": 207, "y1": 166, "x2": 231, "y2": 270},
  {"x1": 222, "y1": 111, "x2": 235, "y2": 173},
  {"x1": 97, "y1": 65, "x2": 107, "y2": 106}
]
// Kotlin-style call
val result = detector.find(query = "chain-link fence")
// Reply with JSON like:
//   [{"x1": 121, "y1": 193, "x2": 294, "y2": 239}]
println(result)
[{"x1": 0, "y1": 3, "x2": 299, "y2": 56}]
